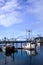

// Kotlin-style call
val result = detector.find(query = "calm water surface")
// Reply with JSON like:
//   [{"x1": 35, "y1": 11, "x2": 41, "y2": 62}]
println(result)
[{"x1": 0, "y1": 45, "x2": 43, "y2": 65}]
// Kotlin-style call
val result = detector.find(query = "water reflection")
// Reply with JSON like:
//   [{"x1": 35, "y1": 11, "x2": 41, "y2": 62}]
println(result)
[
  {"x1": 25, "y1": 50, "x2": 38, "y2": 56},
  {"x1": 4, "y1": 49, "x2": 18, "y2": 64},
  {"x1": 0, "y1": 46, "x2": 43, "y2": 65}
]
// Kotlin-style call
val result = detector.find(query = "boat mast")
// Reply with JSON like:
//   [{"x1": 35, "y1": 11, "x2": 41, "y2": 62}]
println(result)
[{"x1": 28, "y1": 30, "x2": 32, "y2": 41}]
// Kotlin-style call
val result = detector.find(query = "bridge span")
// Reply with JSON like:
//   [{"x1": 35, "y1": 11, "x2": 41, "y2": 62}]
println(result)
[{"x1": 0, "y1": 40, "x2": 31, "y2": 44}]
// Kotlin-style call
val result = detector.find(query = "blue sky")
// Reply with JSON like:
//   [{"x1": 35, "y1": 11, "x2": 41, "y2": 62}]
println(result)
[{"x1": 0, "y1": 0, "x2": 43, "y2": 39}]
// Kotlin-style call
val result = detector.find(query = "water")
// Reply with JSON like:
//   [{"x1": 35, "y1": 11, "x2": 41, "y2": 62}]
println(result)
[{"x1": 0, "y1": 45, "x2": 43, "y2": 65}]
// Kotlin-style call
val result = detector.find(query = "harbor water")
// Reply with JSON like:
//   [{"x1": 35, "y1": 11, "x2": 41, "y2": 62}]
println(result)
[{"x1": 0, "y1": 43, "x2": 43, "y2": 65}]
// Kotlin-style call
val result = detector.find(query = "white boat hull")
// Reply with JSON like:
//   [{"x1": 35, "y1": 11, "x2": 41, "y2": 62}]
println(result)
[
  {"x1": 22, "y1": 43, "x2": 36, "y2": 49},
  {"x1": 2, "y1": 46, "x2": 6, "y2": 53}
]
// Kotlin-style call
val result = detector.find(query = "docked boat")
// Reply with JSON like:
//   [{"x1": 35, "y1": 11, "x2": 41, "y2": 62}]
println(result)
[
  {"x1": 37, "y1": 43, "x2": 40, "y2": 47},
  {"x1": 2, "y1": 44, "x2": 15, "y2": 53},
  {"x1": 22, "y1": 42, "x2": 36, "y2": 50},
  {"x1": 2, "y1": 43, "x2": 18, "y2": 56},
  {"x1": 2, "y1": 45, "x2": 6, "y2": 53}
]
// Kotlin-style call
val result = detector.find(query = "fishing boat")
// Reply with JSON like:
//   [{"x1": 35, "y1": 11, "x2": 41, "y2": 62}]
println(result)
[
  {"x1": 2, "y1": 43, "x2": 18, "y2": 56},
  {"x1": 2, "y1": 45, "x2": 6, "y2": 53},
  {"x1": 22, "y1": 42, "x2": 36, "y2": 50},
  {"x1": 2, "y1": 44, "x2": 14, "y2": 53},
  {"x1": 37, "y1": 43, "x2": 40, "y2": 47}
]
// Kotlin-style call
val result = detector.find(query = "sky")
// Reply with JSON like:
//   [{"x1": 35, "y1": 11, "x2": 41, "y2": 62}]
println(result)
[{"x1": 0, "y1": 0, "x2": 43, "y2": 39}]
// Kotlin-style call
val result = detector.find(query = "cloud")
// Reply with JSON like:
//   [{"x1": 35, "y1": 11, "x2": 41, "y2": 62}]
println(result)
[
  {"x1": 0, "y1": 13, "x2": 23, "y2": 27},
  {"x1": 0, "y1": 0, "x2": 24, "y2": 27},
  {"x1": 27, "y1": 0, "x2": 43, "y2": 23},
  {"x1": 0, "y1": 0, "x2": 43, "y2": 27}
]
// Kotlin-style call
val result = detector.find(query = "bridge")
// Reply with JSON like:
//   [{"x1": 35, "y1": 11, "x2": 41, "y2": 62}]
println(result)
[
  {"x1": 0, "y1": 36, "x2": 31, "y2": 44},
  {"x1": 0, "y1": 40, "x2": 30, "y2": 44},
  {"x1": 0, "y1": 37, "x2": 32, "y2": 49}
]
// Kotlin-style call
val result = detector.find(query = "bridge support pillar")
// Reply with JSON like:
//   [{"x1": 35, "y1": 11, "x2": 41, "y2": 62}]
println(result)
[
  {"x1": 21, "y1": 42, "x2": 22, "y2": 49},
  {"x1": 13, "y1": 43, "x2": 14, "y2": 47},
  {"x1": 16, "y1": 43, "x2": 17, "y2": 48}
]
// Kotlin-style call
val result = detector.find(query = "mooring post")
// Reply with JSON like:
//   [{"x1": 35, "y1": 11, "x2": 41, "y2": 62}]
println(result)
[
  {"x1": 21, "y1": 42, "x2": 22, "y2": 55},
  {"x1": 12, "y1": 52, "x2": 14, "y2": 61},
  {"x1": 13, "y1": 42, "x2": 14, "y2": 47},
  {"x1": 35, "y1": 40, "x2": 37, "y2": 50},
  {"x1": 21, "y1": 42, "x2": 22, "y2": 49},
  {"x1": 16, "y1": 43, "x2": 17, "y2": 49},
  {"x1": 5, "y1": 41, "x2": 7, "y2": 64},
  {"x1": 4, "y1": 39, "x2": 7, "y2": 64}
]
